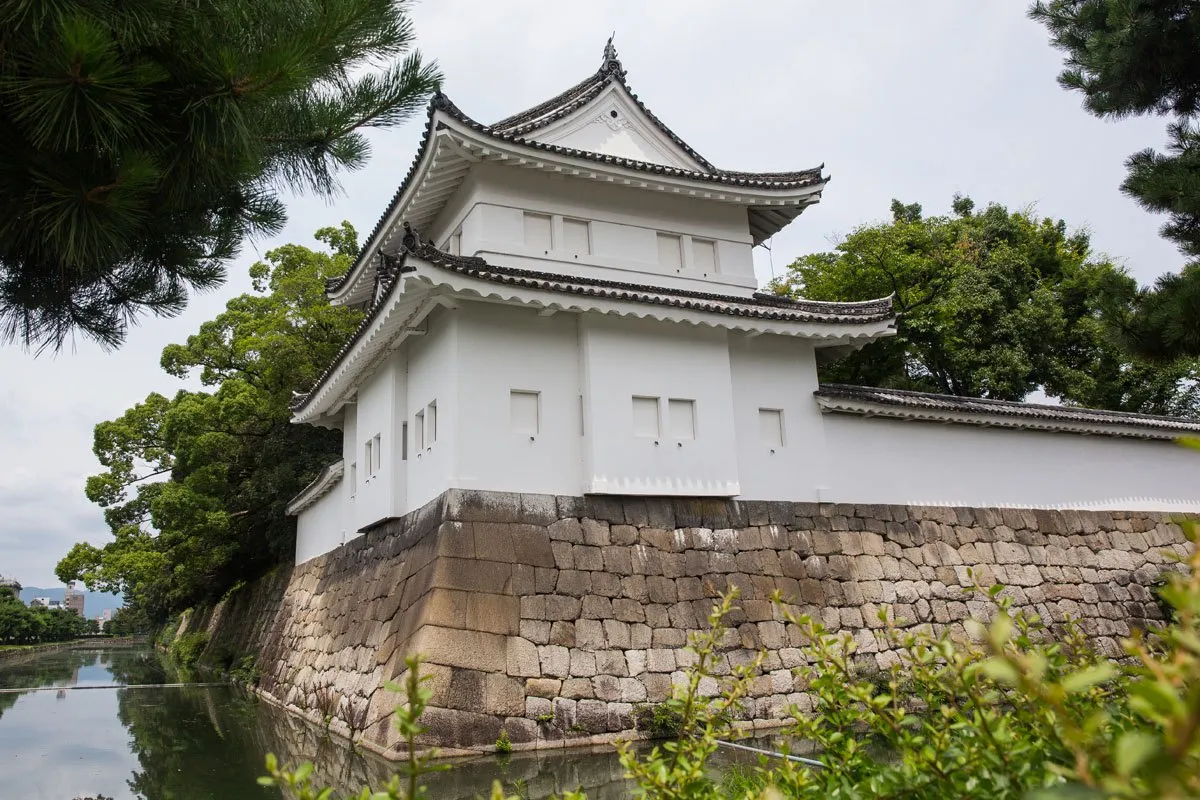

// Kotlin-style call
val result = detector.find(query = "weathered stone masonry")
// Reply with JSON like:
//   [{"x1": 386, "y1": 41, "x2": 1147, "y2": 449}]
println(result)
[{"x1": 190, "y1": 491, "x2": 1191, "y2": 757}]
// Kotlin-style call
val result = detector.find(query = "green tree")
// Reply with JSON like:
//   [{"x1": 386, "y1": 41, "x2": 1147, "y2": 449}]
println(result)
[
  {"x1": 0, "y1": 0, "x2": 439, "y2": 352},
  {"x1": 57, "y1": 223, "x2": 364, "y2": 620},
  {"x1": 1031, "y1": 0, "x2": 1200, "y2": 359},
  {"x1": 770, "y1": 197, "x2": 1200, "y2": 414},
  {"x1": 105, "y1": 605, "x2": 151, "y2": 637}
]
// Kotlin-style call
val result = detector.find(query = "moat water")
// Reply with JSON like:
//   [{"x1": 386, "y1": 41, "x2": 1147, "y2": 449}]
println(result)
[{"x1": 0, "y1": 645, "x2": 762, "y2": 800}]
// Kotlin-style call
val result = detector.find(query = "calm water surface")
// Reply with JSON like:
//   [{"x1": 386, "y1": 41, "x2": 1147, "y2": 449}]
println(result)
[{"x1": 0, "y1": 646, "x2": 653, "y2": 800}]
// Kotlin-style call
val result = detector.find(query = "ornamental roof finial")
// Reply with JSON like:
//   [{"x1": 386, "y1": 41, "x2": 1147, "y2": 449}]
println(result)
[{"x1": 601, "y1": 33, "x2": 623, "y2": 76}]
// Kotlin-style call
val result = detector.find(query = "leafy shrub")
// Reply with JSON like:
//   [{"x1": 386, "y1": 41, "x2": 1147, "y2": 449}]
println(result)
[
  {"x1": 633, "y1": 701, "x2": 686, "y2": 739},
  {"x1": 494, "y1": 729, "x2": 512, "y2": 754},
  {"x1": 168, "y1": 631, "x2": 209, "y2": 667}
]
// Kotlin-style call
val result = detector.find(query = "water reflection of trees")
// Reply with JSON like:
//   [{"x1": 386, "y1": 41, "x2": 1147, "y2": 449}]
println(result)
[
  {"x1": 0, "y1": 649, "x2": 99, "y2": 720},
  {"x1": 107, "y1": 650, "x2": 630, "y2": 800}
]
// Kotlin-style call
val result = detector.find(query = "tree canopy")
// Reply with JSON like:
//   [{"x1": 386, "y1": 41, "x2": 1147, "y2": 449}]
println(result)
[
  {"x1": 0, "y1": 589, "x2": 89, "y2": 645},
  {"x1": 0, "y1": 0, "x2": 439, "y2": 352},
  {"x1": 770, "y1": 196, "x2": 1200, "y2": 416},
  {"x1": 1032, "y1": 0, "x2": 1200, "y2": 359},
  {"x1": 56, "y1": 223, "x2": 363, "y2": 620}
]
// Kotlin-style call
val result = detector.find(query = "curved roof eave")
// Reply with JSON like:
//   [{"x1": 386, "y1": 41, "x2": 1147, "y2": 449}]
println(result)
[
  {"x1": 297, "y1": 239, "x2": 895, "y2": 424},
  {"x1": 326, "y1": 89, "x2": 828, "y2": 305}
]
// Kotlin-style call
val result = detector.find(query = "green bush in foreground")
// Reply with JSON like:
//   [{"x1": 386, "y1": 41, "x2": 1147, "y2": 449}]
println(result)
[{"x1": 263, "y1": 518, "x2": 1200, "y2": 800}]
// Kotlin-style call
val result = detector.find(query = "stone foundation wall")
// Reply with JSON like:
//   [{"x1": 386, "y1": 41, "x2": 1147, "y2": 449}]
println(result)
[{"x1": 190, "y1": 491, "x2": 1191, "y2": 757}]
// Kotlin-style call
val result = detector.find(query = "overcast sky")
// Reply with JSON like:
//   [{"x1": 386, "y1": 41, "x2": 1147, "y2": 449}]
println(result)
[{"x1": 0, "y1": 2, "x2": 1186, "y2": 587}]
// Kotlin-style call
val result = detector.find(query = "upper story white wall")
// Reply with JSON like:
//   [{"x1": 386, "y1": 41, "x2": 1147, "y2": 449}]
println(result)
[
  {"x1": 428, "y1": 163, "x2": 756, "y2": 294},
  {"x1": 353, "y1": 356, "x2": 399, "y2": 529},
  {"x1": 404, "y1": 307, "x2": 457, "y2": 511},
  {"x1": 822, "y1": 414, "x2": 1200, "y2": 511},
  {"x1": 580, "y1": 315, "x2": 740, "y2": 495},
  {"x1": 729, "y1": 334, "x2": 829, "y2": 502},
  {"x1": 456, "y1": 304, "x2": 583, "y2": 496}
]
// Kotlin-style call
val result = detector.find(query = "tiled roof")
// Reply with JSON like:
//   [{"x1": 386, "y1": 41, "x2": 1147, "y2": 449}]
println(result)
[
  {"x1": 325, "y1": 42, "x2": 825, "y2": 298},
  {"x1": 492, "y1": 39, "x2": 718, "y2": 172},
  {"x1": 407, "y1": 239, "x2": 892, "y2": 324},
  {"x1": 815, "y1": 384, "x2": 1200, "y2": 439},
  {"x1": 285, "y1": 460, "x2": 345, "y2": 515},
  {"x1": 293, "y1": 237, "x2": 894, "y2": 415},
  {"x1": 436, "y1": 93, "x2": 825, "y2": 188}
]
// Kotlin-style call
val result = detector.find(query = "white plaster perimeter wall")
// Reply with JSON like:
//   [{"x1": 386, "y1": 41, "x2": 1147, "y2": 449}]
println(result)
[
  {"x1": 295, "y1": 486, "x2": 345, "y2": 564},
  {"x1": 403, "y1": 307, "x2": 457, "y2": 512},
  {"x1": 728, "y1": 334, "x2": 829, "y2": 502},
  {"x1": 429, "y1": 163, "x2": 756, "y2": 293},
  {"x1": 455, "y1": 304, "x2": 583, "y2": 496},
  {"x1": 580, "y1": 315, "x2": 740, "y2": 495},
  {"x1": 822, "y1": 414, "x2": 1200, "y2": 511},
  {"x1": 353, "y1": 356, "x2": 397, "y2": 529}
]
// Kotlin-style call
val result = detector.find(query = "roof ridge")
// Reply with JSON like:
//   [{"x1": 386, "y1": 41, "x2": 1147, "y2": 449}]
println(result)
[{"x1": 489, "y1": 39, "x2": 718, "y2": 172}]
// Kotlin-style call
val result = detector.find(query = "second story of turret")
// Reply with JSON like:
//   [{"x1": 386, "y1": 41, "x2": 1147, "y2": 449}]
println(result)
[{"x1": 325, "y1": 39, "x2": 830, "y2": 308}]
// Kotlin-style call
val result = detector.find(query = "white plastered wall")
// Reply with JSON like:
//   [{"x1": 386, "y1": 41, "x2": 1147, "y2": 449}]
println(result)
[
  {"x1": 580, "y1": 315, "x2": 739, "y2": 495},
  {"x1": 430, "y1": 162, "x2": 756, "y2": 293},
  {"x1": 729, "y1": 334, "x2": 830, "y2": 501},
  {"x1": 295, "y1": 487, "x2": 345, "y2": 564},
  {"x1": 455, "y1": 303, "x2": 584, "y2": 495},
  {"x1": 403, "y1": 307, "x2": 458, "y2": 511},
  {"x1": 822, "y1": 414, "x2": 1200, "y2": 511}
]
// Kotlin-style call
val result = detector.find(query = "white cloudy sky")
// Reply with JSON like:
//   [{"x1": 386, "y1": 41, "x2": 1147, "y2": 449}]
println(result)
[{"x1": 0, "y1": 2, "x2": 1185, "y2": 586}]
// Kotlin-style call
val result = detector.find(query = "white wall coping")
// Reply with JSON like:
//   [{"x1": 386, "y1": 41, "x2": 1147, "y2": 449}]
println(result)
[{"x1": 286, "y1": 460, "x2": 344, "y2": 516}]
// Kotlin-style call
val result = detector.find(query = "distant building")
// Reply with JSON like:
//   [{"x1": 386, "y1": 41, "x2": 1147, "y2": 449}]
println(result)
[
  {"x1": 0, "y1": 575, "x2": 20, "y2": 599},
  {"x1": 64, "y1": 582, "x2": 84, "y2": 617},
  {"x1": 30, "y1": 596, "x2": 52, "y2": 608}
]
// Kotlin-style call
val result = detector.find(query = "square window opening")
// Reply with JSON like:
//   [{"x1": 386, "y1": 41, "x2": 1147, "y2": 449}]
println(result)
[
  {"x1": 563, "y1": 218, "x2": 591, "y2": 255},
  {"x1": 759, "y1": 408, "x2": 785, "y2": 448},
  {"x1": 656, "y1": 233, "x2": 682, "y2": 270},
  {"x1": 511, "y1": 390, "x2": 540, "y2": 435},
  {"x1": 632, "y1": 396, "x2": 661, "y2": 438},
  {"x1": 523, "y1": 212, "x2": 552, "y2": 251},
  {"x1": 692, "y1": 238, "x2": 717, "y2": 273},
  {"x1": 668, "y1": 399, "x2": 696, "y2": 440}
]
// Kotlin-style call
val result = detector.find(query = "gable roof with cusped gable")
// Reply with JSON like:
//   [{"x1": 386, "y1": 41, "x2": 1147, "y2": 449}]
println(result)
[{"x1": 324, "y1": 40, "x2": 831, "y2": 309}]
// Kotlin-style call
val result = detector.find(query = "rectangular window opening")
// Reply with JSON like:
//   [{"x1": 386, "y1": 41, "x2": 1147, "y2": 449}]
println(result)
[
  {"x1": 668, "y1": 398, "x2": 696, "y2": 440},
  {"x1": 427, "y1": 401, "x2": 437, "y2": 444},
  {"x1": 692, "y1": 238, "x2": 717, "y2": 274},
  {"x1": 759, "y1": 408, "x2": 785, "y2": 448},
  {"x1": 415, "y1": 410, "x2": 425, "y2": 450},
  {"x1": 372, "y1": 434, "x2": 381, "y2": 473},
  {"x1": 632, "y1": 396, "x2": 661, "y2": 438},
  {"x1": 364, "y1": 439, "x2": 374, "y2": 477},
  {"x1": 448, "y1": 231, "x2": 461, "y2": 256},
  {"x1": 656, "y1": 233, "x2": 682, "y2": 270},
  {"x1": 523, "y1": 212, "x2": 552, "y2": 251},
  {"x1": 349, "y1": 462, "x2": 357, "y2": 498},
  {"x1": 563, "y1": 218, "x2": 591, "y2": 255},
  {"x1": 511, "y1": 390, "x2": 540, "y2": 435},
  {"x1": 401, "y1": 422, "x2": 408, "y2": 461}
]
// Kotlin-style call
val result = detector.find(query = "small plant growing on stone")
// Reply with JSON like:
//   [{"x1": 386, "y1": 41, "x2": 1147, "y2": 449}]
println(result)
[
  {"x1": 311, "y1": 685, "x2": 339, "y2": 728},
  {"x1": 494, "y1": 729, "x2": 512, "y2": 754},
  {"x1": 535, "y1": 712, "x2": 555, "y2": 725},
  {"x1": 632, "y1": 701, "x2": 686, "y2": 739}
]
